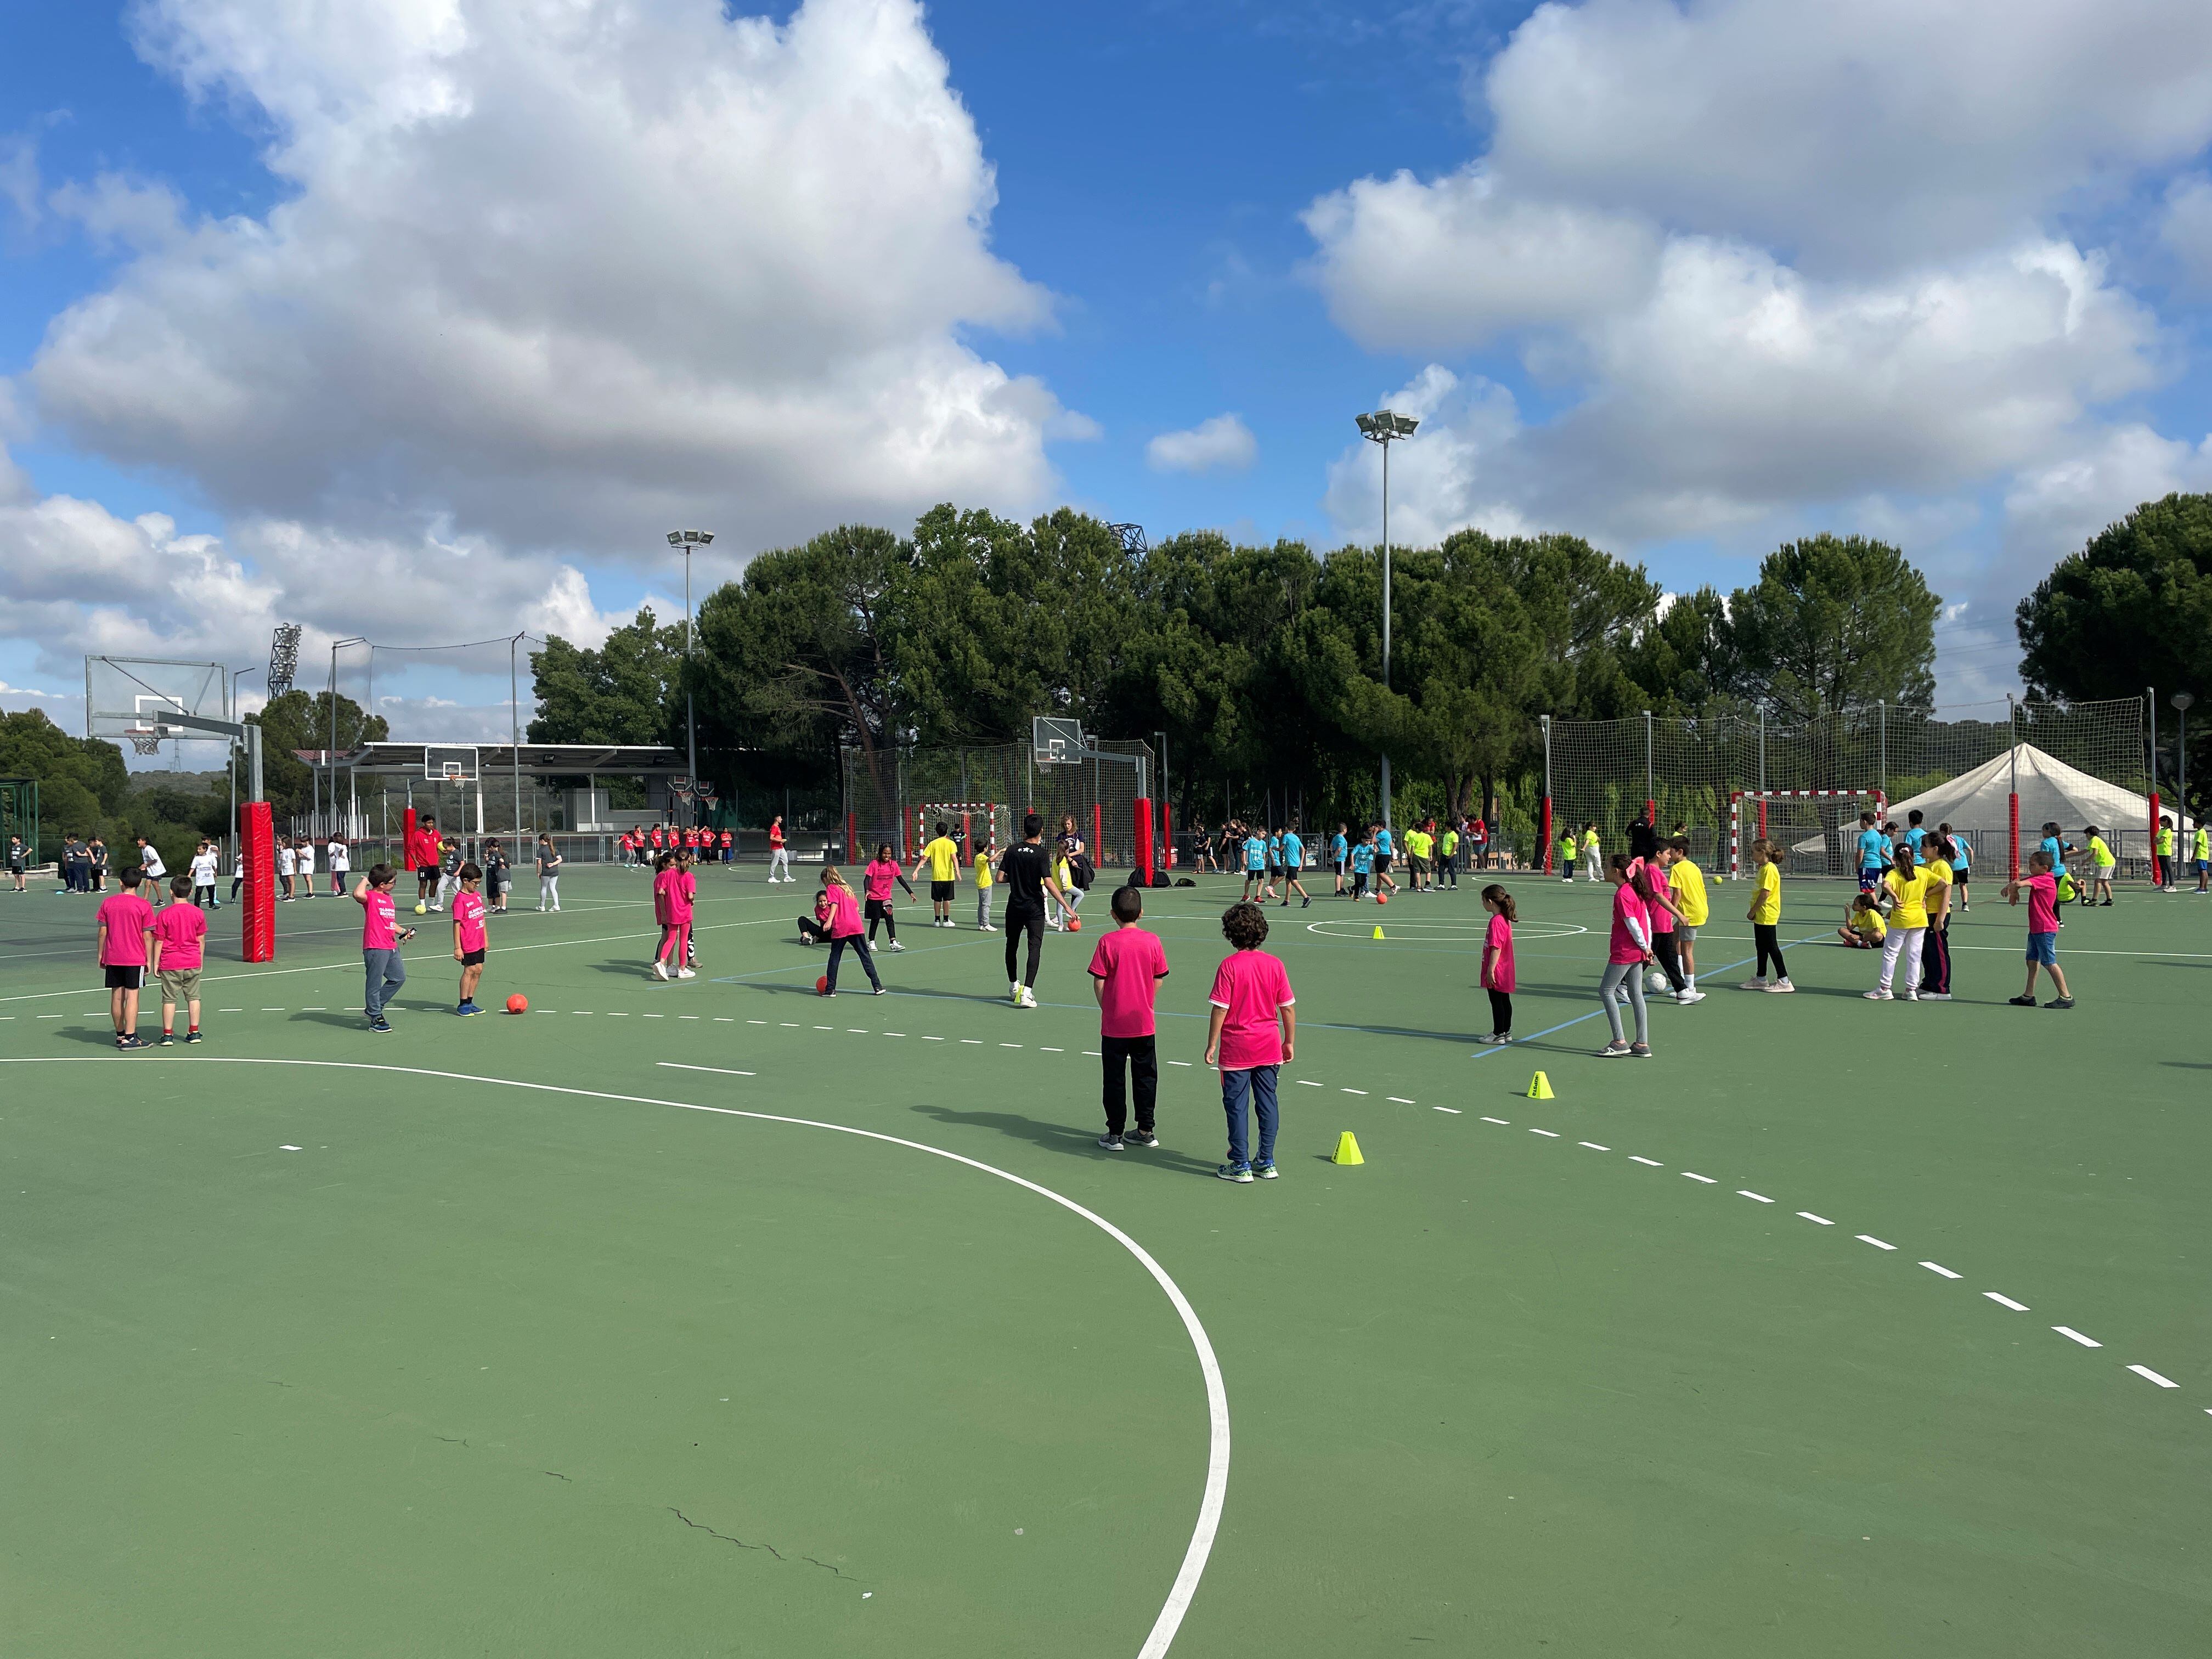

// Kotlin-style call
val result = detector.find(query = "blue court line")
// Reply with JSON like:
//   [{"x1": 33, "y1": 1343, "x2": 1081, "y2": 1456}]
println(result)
[{"x1": 1468, "y1": 929, "x2": 1831, "y2": 1057}]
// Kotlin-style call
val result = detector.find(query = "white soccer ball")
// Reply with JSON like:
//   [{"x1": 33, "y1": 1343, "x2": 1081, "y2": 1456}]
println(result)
[{"x1": 1644, "y1": 969, "x2": 1671, "y2": 994}]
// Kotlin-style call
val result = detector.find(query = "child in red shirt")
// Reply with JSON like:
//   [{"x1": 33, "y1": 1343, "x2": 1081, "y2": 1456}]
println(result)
[
  {"x1": 1088, "y1": 884, "x2": 1170, "y2": 1149},
  {"x1": 2004, "y1": 850, "x2": 2074, "y2": 1009},
  {"x1": 1205, "y1": 901, "x2": 1295, "y2": 1182}
]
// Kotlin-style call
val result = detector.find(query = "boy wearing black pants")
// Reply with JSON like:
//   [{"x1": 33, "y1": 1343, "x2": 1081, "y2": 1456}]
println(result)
[
  {"x1": 1088, "y1": 885, "x2": 1170, "y2": 1150},
  {"x1": 997, "y1": 813, "x2": 1067, "y2": 1009}
]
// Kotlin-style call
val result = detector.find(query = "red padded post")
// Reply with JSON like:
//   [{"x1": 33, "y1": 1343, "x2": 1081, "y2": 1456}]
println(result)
[
  {"x1": 241, "y1": 801, "x2": 275, "y2": 962},
  {"x1": 1133, "y1": 797, "x2": 1154, "y2": 885}
]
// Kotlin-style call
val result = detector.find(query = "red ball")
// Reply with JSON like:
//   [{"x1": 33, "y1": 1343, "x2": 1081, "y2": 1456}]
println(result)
[
  {"x1": 1067, "y1": 916, "x2": 1082, "y2": 932},
  {"x1": 816, "y1": 975, "x2": 831, "y2": 995},
  {"x1": 506, "y1": 994, "x2": 528, "y2": 1014},
  {"x1": 1375, "y1": 894, "x2": 1389, "y2": 905}
]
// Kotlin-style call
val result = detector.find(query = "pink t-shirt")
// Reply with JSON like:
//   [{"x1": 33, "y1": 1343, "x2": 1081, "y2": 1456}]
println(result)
[
  {"x1": 1208, "y1": 949, "x2": 1294, "y2": 1071},
  {"x1": 864, "y1": 860, "x2": 899, "y2": 903},
  {"x1": 453, "y1": 890, "x2": 488, "y2": 953},
  {"x1": 97, "y1": 891, "x2": 155, "y2": 967},
  {"x1": 652, "y1": 867, "x2": 675, "y2": 924},
  {"x1": 151, "y1": 902, "x2": 207, "y2": 970},
  {"x1": 358, "y1": 887, "x2": 399, "y2": 950},
  {"x1": 670, "y1": 870, "x2": 696, "y2": 923},
  {"x1": 1482, "y1": 912, "x2": 1515, "y2": 992},
  {"x1": 823, "y1": 884, "x2": 862, "y2": 939},
  {"x1": 1633, "y1": 860, "x2": 1673, "y2": 934},
  {"x1": 2023, "y1": 872, "x2": 2059, "y2": 933},
  {"x1": 1609, "y1": 883, "x2": 1651, "y2": 966},
  {"x1": 1088, "y1": 925, "x2": 1169, "y2": 1038}
]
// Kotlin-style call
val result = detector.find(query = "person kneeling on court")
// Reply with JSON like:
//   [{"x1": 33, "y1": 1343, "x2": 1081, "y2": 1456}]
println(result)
[
  {"x1": 1206, "y1": 901, "x2": 1296, "y2": 1183},
  {"x1": 1090, "y1": 884, "x2": 1170, "y2": 1150},
  {"x1": 354, "y1": 864, "x2": 417, "y2": 1032}
]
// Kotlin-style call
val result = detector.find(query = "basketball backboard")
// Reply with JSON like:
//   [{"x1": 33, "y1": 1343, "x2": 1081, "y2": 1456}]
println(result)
[
  {"x1": 1033, "y1": 716, "x2": 1084, "y2": 767},
  {"x1": 86, "y1": 657, "x2": 230, "y2": 755},
  {"x1": 424, "y1": 744, "x2": 480, "y2": 783}
]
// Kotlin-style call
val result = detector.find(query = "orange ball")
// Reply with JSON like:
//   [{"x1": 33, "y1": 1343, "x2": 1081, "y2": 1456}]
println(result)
[
  {"x1": 816, "y1": 975, "x2": 831, "y2": 995},
  {"x1": 506, "y1": 994, "x2": 528, "y2": 1014},
  {"x1": 1067, "y1": 916, "x2": 1082, "y2": 932},
  {"x1": 1375, "y1": 894, "x2": 1389, "y2": 905}
]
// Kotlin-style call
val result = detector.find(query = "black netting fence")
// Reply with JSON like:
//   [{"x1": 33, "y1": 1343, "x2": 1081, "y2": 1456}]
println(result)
[{"x1": 842, "y1": 740, "x2": 1160, "y2": 874}]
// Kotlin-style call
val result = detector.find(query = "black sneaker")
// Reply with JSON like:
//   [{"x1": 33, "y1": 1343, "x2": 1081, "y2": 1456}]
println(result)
[
  {"x1": 159, "y1": 1032, "x2": 174, "y2": 1047},
  {"x1": 2008, "y1": 995, "x2": 2036, "y2": 1007},
  {"x1": 1124, "y1": 1129, "x2": 1159, "y2": 1148},
  {"x1": 116, "y1": 1034, "x2": 146, "y2": 1049},
  {"x1": 1097, "y1": 1133, "x2": 1125, "y2": 1151},
  {"x1": 184, "y1": 1030, "x2": 202, "y2": 1045},
  {"x1": 2047, "y1": 996, "x2": 2075, "y2": 1009}
]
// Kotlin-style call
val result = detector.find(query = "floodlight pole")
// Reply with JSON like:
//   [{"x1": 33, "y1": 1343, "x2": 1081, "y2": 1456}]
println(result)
[
  {"x1": 1357, "y1": 410, "x2": 1418, "y2": 828},
  {"x1": 670, "y1": 529, "x2": 715, "y2": 828},
  {"x1": 2176, "y1": 692, "x2": 2196, "y2": 827}
]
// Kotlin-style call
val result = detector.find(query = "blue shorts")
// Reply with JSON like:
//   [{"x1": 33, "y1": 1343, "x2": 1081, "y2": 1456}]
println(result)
[
  {"x1": 2025, "y1": 931, "x2": 2058, "y2": 966},
  {"x1": 1858, "y1": 868, "x2": 1883, "y2": 891}
]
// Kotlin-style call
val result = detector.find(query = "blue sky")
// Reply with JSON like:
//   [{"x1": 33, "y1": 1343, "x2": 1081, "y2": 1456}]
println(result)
[{"x1": 6, "y1": 0, "x2": 2212, "y2": 749}]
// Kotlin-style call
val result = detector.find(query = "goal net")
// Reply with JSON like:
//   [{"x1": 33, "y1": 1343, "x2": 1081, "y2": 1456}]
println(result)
[
  {"x1": 910, "y1": 803, "x2": 1012, "y2": 867},
  {"x1": 1730, "y1": 789, "x2": 1887, "y2": 881}
]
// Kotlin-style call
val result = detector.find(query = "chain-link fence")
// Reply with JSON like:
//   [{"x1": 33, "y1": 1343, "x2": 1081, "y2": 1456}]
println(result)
[
  {"x1": 843, "y1": 739, "x2": 1159, "y2": 873},
  {"x1": 1539, "y1": 698, "x2": 2150, "y2": 878}
]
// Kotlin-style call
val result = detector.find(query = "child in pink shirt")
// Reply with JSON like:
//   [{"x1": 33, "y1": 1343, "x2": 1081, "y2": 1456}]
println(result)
[
  {"x1": 353, "y1": 862, "x2": 416, "y2": 1031},
  {"x1": 815, "y1": 867, "x2": 883, "y2": 995},
  {"x1": 1477, "y1": 884, "x2": 1516, "y2": 1044},
  {"x1": 2004, "y1": 850, "x2": 2074, "y2": 1009},
  {"x1": 150, "y1": 874, "x2": 208, "y2": 1045},
  {"x1": 1205, "y1": 901, "x2": 1296, "y2": 1182},
  {"x1": 452, "y1": 862, "x2": 489, "y2": 1015},
  {"x1": 650, "y1": 852, "x2": 696, "y2": 980},
  {"x1": 1088, "y1": 884, "x2": 1170, "y2": 1149},
  {"x1": 95, "y1": 866, "x2": 157, "y2": 1048},
  {"x1": 863, "y1": 843, "x2": 914, "y2": 952},
  {"x1": 1598, "y1": 852, "x2": 1655, "y2": 1058}
]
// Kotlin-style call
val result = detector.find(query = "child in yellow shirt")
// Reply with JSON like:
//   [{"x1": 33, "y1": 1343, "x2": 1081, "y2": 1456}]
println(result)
[
  {"x1": 1838, "y1": 891, "x2": 1886, "y2": 949},
  {"x1": 974, "y1": 842, "x2": 997, "y2": 932}
]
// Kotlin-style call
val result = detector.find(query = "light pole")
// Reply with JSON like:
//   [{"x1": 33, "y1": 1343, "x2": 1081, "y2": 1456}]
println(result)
[
  {"x1": 1356, "y1": 409, "x2": 1418, "y2": 827},
  {"x1": 668, "y1": 529, "x2": 715, "y2": 827},
  {"x1": 2175, "y1": 692, "x2": 2196, "y2": 835}
]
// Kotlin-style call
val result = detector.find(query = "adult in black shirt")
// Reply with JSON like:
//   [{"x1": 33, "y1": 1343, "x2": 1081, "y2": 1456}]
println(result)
[{"x1": 997, "y1": 813, "x2": 1066, "y2": 1007}]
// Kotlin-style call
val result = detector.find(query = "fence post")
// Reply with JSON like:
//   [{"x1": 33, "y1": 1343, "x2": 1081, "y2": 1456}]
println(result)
[
  {"x1": 2007, "y1": 695, "x2": 2020, "y2": 879},
  {"x1": 1878, "y1": 701, "x2": 1887, "y2": 802},
  {"x1": 1643, "y1": 709, "x2": 1655, "y2": 826},
  {"x1": 1540, "y1": 714, "x2": 1553, "y2": 873},
  {"x1": 1758, "y1": 705, "x2": 1767, "y2": 792},
  {"x1": 2147, "y1": 684, "x2": 2160, "y2": 885}
]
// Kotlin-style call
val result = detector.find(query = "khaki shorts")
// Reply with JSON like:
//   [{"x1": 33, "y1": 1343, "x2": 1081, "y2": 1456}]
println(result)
[{"x1": 157, "y1": 967, "x2": 202, "y2": 1004}]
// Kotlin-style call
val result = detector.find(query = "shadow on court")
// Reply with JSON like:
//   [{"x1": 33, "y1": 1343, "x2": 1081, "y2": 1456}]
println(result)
[{"x1": 910, "y1": 1101, "x2": 1222, "y2": 1178}]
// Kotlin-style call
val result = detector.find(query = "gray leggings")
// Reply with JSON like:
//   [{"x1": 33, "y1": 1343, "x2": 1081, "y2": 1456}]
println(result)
[{"x1": 1598, "y1": 961, "x2": 1649, "y2": 1046}]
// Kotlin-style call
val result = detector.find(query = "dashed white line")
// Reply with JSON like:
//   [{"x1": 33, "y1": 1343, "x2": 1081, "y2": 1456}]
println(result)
[
  {"x1": 961, "y1": 1039, "x2": 982, "y2": 1045},
  {"x1": 279, "y1": 1145, "x2": 302, "y2": 1152},
  {"x1": 1920, "y1": 1262, "x2": 1961, "y2": 1279},
  {"x1": 642, "y1": 1013, "x2": 665, "y2": 1020},
  {"x1": 1040, "y1": 1045, "x2": 1060, "y2": 1051},
  {"x1": 1857, "y1": 1235, "x2": 1897, "y2": 1250},
  {"x1": 1168, "y1": 1060, "x2": 1193, "y2": 1067},
  {"x1": 1682, "y1": 1172, "x2": 1717, "y2": 1183},
  {"x1": 1530, "y1": 1128, "x2": 1560, "y2": 1138},
  {"x1": 849, "y1": 1029, "x2": 870, "y2": 1034},
  {"x1": 1984, "y1": 1293, "x2": 2030, "y2": 1312},
  {"x1": 713, "y1": 1017, "x2": 733, "y2": 1023},
  {"x1": 1296, "y1": 1080, "x2": 1324, "y2": 1088},
  {"x1": 1434, "y1": 1107, "x2": 1462, "y2": 1114},
  {"x1": 922, "y1": 1035, "x2": 944, "y2": 1041},
  {"x1": 1000, "y1": 1042, "x2": 1022, "y2": 1048},
  {"x1": 1480, "y1": 1116, "x2": 1511, "y2": 1125},
  {"x1": 606, "y1": 1012, "x2": 629, "y2": 1018},
  {"x1": 1628, "y1": 1155, "x2": 1662, "y2": 1166},
  {"x1": 1578, "y1": 1141, "x2": 1610, "y2": 1150},
  {"x1": 1737, "y1": 1190, "x2": 1773, "y2": 1203},
  {"x1": 887, "y1": 1032, "x2": 908, "y2": 1039},
  {"x1": 780, "y1": 1022, "x2": 798, "y2": 1028},
  {"x1": 1798, "y1": 1212, "x2": 1832, "y2": 1224},
  {"x1": 1387, "y1": 1097, "x2": 1415, "y2": 1104},
  {"x1": 1083, "y1": 1050, "x2": 1102, "y2": 1057},
  {"x1": 1342, "y1": 1087, "x2": 1368, "y2": 1094},
  {"x1": 2127, "y1": 1364, "x2": 2179, "y2": 1389},
  {"x1": 747, "y1": 1019, "x2": 768, "y2": 1025},
  {"x1": 2053, "y1": 1326, "x2": 2102, "y2": 1348}
]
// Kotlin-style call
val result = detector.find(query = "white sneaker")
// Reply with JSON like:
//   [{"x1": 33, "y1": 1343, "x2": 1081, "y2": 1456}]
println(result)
[
  {"x1": 676, "y1": 967, "x2": 697, "y2": 980},
  {"x1": 981, "y1": 923, "x2": 996, "y2": 932},
  {"x1": 1900, "y1": 989, "x2": 1918, "y2": 1001},
  {"x1": 1018, "y1": 987, "x2": 1038, "y2": 1008},
  {"x1": 1674, "y1": 990, "x2": 1705, "y2": 1004},
  {"x1": 887, "y1": 941, "x2": 905, "y2": 952},
  {"x1": 1765, "y1": 978, "x2": 1796, "y2": 993},
  {"x1": 1740, "y1": 978, "x2": 1769, "y2": 991},
  {"x1": 1010, "y1": 982, "x2": 1022, "y2": 1003},
  {"x1": 1863, "y1": 988, "x2": 1893, "y2": 1000},
  {"x1": 652, "y1": 960, "x2": 670, "y2": 980}
]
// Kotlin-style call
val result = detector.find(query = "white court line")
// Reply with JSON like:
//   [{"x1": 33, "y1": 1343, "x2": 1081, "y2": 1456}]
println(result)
[
  {"x1": 2128, "y1": 1365, "x2": 2179, "y2": 1389},
  {"x1": 0, "y1": 1054, "x2": 1231, "y2": 1659},
  {"x1": 1578, "y1": 1141, "x2": 1610, "y2": 1150},
  {"x1": 1296, "y1": 1080, "x2": 1323, "y2": 1087},
  {"x1": 1629, "y1": 1155, "x2": 1662, "y2": 1166},
  {"x1": 1000, "y1": 1042, "x2": 1022, "y2": 1048},
  {"x1": 961, "y1": 1039, "x2": 982, "y2": 1045},
  {"x1": 1167, "y1": 1060, "x2": 1193, "y2": 1067},
  {"x1": 1530, "y1": 1128, "x2": 1559, "y2": 1138},
  {"x1": 2053, "y1": 1326, "x2": 2102, "y2": 1348},
  {"x1": 1341, "y1": 1088, "x2": 1367, "y2": 1096},
  {"x1": 1040, "y1": 1046, "x2": 1060, "y2": 1052},
  {"x1": 1984, "y1": 1293, "x2": 2030, "y2": 1311},
  {"x1": 1682, "y1": 1172, "x2": 1717, "y2": 1183},
  {"x1": 658, "y1": 1063, "x2": 756, "y2": 1079},
  {"x1": 1798, "y1": 1212, "x2": 1833, "y2": 1225},
  {"x1": 1387, "y1": 1097, "x2": 1415, "y2": 1104},
  {"x1": 1480, "y1": 1116, "x2": 1511, "y2": 1125},
  {"x1": 922, "y1": 1036, "x2": 944, "y2": 1041},
  {"x1": 747, "y1": 1019, "x2": 767, "y2": 1025},
  {"x1": 1921, "y1": 1262, "x2": 1961, "y2": 1279},
  {"x1": 1737, "y1": 1190, "x2": 1773, "y2": 1203},
  {"x1": 1434, "y1": 1107, "x2": 1462, "y2": 1114},
  {"x1": 1857, "y1": 1235, "x2": 1897, "y2": 1250}
]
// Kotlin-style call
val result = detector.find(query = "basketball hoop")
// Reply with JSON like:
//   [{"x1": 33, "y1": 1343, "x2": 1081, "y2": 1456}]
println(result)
[{"x1": 126, "y1": 728, "x2": 165, "y2": 757}]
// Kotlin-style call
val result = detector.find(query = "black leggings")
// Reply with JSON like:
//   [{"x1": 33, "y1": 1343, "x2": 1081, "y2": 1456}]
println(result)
[
  {"x1": 1651, "y1": 931, "x2": 1686, "y2": 992},
  {"x1": 1754, "y1": 923, "x2": 1787, "y2": 979},
  {"x1": 1486, "y1": 988, "x2": 1513, "y2": 1036},
  {"x1": 1004, "y1": 906, "x2": 1045, "y2": 987},
  {"x1": 865, "y1": 896, "x2": 896, "y2": 944}
]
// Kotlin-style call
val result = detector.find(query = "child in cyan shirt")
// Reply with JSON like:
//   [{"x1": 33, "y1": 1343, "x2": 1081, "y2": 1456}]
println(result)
[
  {"x1": 1089, "y1": 884, "x2": 1170, "y2": 1150},
  {"x1": 1205, "y1": 901, "x2": 1296, "y2": 1183},
  {"x1": 452, "y1": 863, "x2": 489, "y2": 1015},
  {"x1": 2004, "y1": 851, "x2": 2074, "y2": 1009}
]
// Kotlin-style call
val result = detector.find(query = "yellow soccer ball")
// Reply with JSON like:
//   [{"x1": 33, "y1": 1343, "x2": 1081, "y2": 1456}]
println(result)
[{"x1": 414, "y1": 902, "x2": 428, "y2": 915}]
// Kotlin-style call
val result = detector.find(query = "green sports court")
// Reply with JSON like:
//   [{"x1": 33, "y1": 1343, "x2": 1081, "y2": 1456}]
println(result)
[{"x1": 4, "y1": 865, "x2": 2207, "y2": 1655}]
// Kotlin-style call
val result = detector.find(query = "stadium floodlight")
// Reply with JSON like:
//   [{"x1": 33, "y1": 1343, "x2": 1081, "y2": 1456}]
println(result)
[
  {"x1": 267, "y1": 623, "x2": 303, "y2": 700},
  {"x1": 669, "y1": 529, "x2": 716, "y2": 826},
  {"x1": 1356, "y1": 409, "x2": 1419, "y2": 827}
]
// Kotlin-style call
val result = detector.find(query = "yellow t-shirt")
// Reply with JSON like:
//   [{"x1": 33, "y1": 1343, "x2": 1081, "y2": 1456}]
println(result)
[
  {"x1": 2089, "y1": 834, "x2": 2115, "y2": 870},
  {"x1": 973, "y1": 851, "x2": 994, "y2": 889},
  {"x1": 1441, "y1": 830, "x2": 1458, "y2": 856},
  {"x1": 1751, "y1": 862, "x2": 1781, "y2": 925},
  {"x1": 1406, "y1": 830, "x2": 1432, "y2": 859},
  {"x1": 1581, "y1": 830, "x2": 1599, "y2": 853},
  {"x1": 1850, "y1": 905, "x2": 1887, "y2": 941},
  {"x1": 1669, "y1": 858, "x2": 1710, "y2": 927},
  {"x1": 1884, "y1": 869, "x2": 1931, "y2": 929},
  {"x1": 2158, "y1": 827, "x2": 2175, "y2": 855},
  {"x1": 922, "y1": 836, "x2": 960, "y2": 883},
  {"x1": 1922, "y1": 856, "x2": 1953, "y2": 895}
]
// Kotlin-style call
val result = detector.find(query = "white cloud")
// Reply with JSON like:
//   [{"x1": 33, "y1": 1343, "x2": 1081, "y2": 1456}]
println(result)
[
  {"x1": 1481, "y1": 0, "x2": 2212, "y2": 269},
  {"x1": 2003, "y1": 424, "x2": 2212, "y2": 561},
  {"x1": 28, "y1": 0, "x2": 1074, "y2": 556},
  {"x1": 1147, "y1": 414, "x2": 1258, "y2": 475},
  {"x1": 1322, "y1": 368, "x2": 1533, "y2": 548}
]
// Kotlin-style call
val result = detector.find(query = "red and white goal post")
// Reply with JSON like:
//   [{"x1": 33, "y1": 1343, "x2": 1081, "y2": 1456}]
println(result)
[
  {"x1": 1728, "y1": 788, "x2": 1887, "y2": 881},
  {"x1": 909, "y1": 803, "x2": 1011, "y2": 866}
]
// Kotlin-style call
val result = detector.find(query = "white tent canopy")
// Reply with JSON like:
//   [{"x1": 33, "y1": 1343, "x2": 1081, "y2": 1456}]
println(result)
[{"x1": 1886, "y1": 743, "x2": 2187, "y2": 839}]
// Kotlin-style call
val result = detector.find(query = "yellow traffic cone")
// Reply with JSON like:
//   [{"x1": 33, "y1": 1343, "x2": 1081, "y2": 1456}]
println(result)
[
  {"x1": 1372, "y1": 925, "x2": 1385, "y2": 940},
  {"x1": 1332, "y1": 1130, "x2": 1364, "y2": 1166},
  {"x1": 1526, "y1": 1070, "x2": 1554, "y2": 1100}
]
